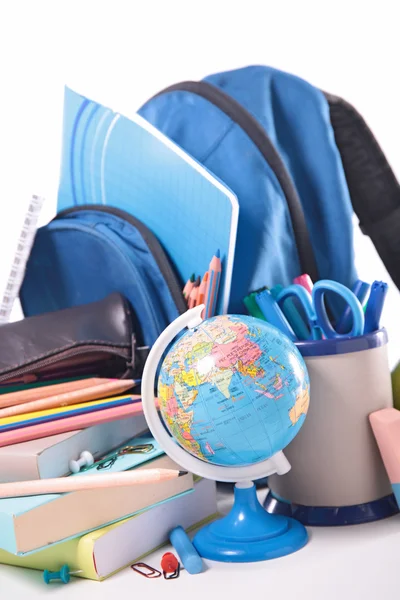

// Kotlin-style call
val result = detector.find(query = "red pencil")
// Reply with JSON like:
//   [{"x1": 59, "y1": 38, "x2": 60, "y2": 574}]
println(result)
[
  {"x1": 204, "y1": 250, "x2": 222, "y2": 318},
  {"x1": 188, "y1": 277, "x2": 200, "y2": 309},
  {"x1": 182, "y1": 273, "x2": 195, "y2": 299}
]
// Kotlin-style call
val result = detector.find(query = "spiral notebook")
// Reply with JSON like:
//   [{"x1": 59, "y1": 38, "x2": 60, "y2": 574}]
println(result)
[
  {"x1": 0, "y1": 194, "x2": 44, "y2": 324},
  {"x1": 57, "y1": 87, "x2": 239, "y2": 314}
]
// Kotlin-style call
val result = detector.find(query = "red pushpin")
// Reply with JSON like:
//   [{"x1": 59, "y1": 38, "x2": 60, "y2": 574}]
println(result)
[{"x1": 161, "y1": 552, "x2": 180, "y2": 579}]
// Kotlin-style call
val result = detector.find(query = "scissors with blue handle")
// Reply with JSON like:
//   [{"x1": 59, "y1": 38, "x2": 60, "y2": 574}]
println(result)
[{"x1": 276, "y1": 279, "x2": 365, "y2": 340}]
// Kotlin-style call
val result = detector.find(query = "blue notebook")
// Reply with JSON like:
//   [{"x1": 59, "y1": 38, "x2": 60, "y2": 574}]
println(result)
[{"x1": 57, "y1": 87, "x2": 239, "y2": 314}]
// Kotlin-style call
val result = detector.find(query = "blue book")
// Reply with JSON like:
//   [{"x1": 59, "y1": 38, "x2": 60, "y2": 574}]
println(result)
[
  {"x1": 0, "y1": 436, "x2": 193, "y2": 555},
  {"x1": 57, "y1": 87, "x2": 239, "y2": 314}
]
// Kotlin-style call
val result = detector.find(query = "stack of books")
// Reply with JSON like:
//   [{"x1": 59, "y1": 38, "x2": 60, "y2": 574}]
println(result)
[{"x1": 0, "y1": 377, "x2": 218, "y2": 581}]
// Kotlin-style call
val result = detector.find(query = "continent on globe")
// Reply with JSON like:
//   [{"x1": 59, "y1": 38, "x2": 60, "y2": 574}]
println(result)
[
  {"x1": 289, "y1": 386, "x2": 310, "y2": 425},
  {"x1": 158, "y1": 314, "x2": 310, "y2": 467}
]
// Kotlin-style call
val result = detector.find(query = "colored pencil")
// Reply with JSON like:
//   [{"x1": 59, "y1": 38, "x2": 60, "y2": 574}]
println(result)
[
  {"x1": 196, "y1": 272, "x2": 209, "y2": 307},
  {"x1": 0, "y1": 394, "x2": 141, "y2": 432},
  {"x1": 0, "y1": 402, "x2": 145, "y2": 447},
  {"x1": 0, "y1": 379, "x2": 137, "y2": 418},
  {"x1": 188, "y1": 277, "x2": 200, "y2": 309},
  {"x1": 0, "y1": 468, "x2": 188, "y2": 498},
  {"x1": 204, "y1": 250, "x2": 222, "y2": 318},
  {"x1": 182, "y1": 273, "x2": 195, "y2": 299},
  {"x1": 0, "y1": 377, "x2": 119, "y2": 409}
]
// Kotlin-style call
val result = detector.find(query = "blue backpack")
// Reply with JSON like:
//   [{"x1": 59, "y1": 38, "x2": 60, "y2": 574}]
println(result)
[{"x1": 21, "y1": 65, "x2": 400, "y2": 340}]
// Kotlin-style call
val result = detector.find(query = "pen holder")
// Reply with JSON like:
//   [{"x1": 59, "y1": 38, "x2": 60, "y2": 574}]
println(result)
[{"x1": 264, "y1": 329, "x2": 398, "y2": 526}]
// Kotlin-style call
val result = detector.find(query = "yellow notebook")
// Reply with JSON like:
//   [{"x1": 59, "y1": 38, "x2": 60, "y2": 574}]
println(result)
[
  {"x1": 0, "y1": 479, "x2": 217, "y2": 580},
  {"x1": 0, "y1": 394, "x2": 135, "y2": 428}
]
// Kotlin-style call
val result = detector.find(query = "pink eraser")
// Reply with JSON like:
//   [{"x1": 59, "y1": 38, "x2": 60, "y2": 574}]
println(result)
[{"x1": 369, "y1": 408, "x2": 400, "y2": 483}]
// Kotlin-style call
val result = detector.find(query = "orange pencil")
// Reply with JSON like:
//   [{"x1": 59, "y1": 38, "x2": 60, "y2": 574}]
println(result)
[
  {"x1": 196, "y1": 272, "x2": 209, "y2": 307},
  {"x1": 0, "y1": 378, "x2": 113, "y2": 410},
  {"x1": 188, "y1": 277, "x2": 200, "y2": 309},
  {"x1": 182, "y1": 273, "x2": 195, "y2": 299},
  {"x1": 204, "y1": 250, "x2": 222, "y2": 318},
  {"x1": 0, "y1": 379, "x2": 137, "y2": 418}
]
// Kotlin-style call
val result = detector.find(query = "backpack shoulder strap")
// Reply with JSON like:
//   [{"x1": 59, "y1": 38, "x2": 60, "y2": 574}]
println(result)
[{"x1": 325, "y1": 92, "x2": 400, "y2": 289}]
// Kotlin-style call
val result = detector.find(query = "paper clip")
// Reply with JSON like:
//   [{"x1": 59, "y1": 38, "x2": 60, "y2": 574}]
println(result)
[
  {"x1": 96, "y1": 456, "x2": 118, "y2": 471},
  {"x1": 131, "y1": 562, "x2": 161, "y2": 578},
  {"x1": 119, "y1": 443, "x2": 154, "y2": 455},
  {"x1": 161, "y1": 552, "x2": 180, "y2": 579}
]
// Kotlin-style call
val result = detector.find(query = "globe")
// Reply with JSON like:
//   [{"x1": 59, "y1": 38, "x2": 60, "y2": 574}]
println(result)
[
  {"x1": 142, "y1": 307, "x2": 310, "y2": 562},
  {"x1": 157, "y1": 314, "x2": 310, "y2": 468}
]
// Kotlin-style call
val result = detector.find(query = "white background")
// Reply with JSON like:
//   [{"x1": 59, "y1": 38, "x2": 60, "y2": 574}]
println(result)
[
  {"x1": 0, "y1": 5, "x2": 400, "y2": 596},
  {"x1": 0, "y1": 0, "x2": 399, "y2": 364}
]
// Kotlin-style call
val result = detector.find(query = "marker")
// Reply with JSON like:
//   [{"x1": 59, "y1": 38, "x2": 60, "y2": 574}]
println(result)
[
  {"x1": 293, "y1": 274, "x2": 313, "y2": 294},
  {"x1": 243, "y1": 290, "x2": 267, "y2": 321},
  {"x1": 336, "y1": 280, "x2": 370, "y2": 334},
  {"x1": 196, "y1": 272, "x2": 209, "y2": 307},
  {"x1": 183, "y1": 274, "x2": 195, "y2": 300},
  {"x1": 363, "y1": 280, "x2": 388, "y2": 334},
  {"x1": 204, "y1": 250, "x2": 222, "y2": 318},
  {"x1": 188, "y1": 277, "x2": 200, "y2": 309},
  {"x1": 270, "y1": 284, "x2": 310, "y2": 340},
  {"x1": 255, "y1": 289, "x2": 296, "y2": 341}
]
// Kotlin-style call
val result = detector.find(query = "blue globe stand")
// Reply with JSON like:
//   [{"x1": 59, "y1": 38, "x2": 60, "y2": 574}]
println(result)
[{"x1": 193, "y1": 482, "x2": 308, "y2": 562}]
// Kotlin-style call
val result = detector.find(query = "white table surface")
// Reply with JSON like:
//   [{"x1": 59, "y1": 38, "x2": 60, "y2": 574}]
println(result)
[{"x1": 1, "y1": 485, "x2": 399, "y2": 600}]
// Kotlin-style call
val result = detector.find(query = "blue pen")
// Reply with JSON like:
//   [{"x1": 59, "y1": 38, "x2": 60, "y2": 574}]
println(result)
[
  {"x1": 337, "y1": 280, "x2": 370, "y2": 334},
  {"x1": 255, "y1": 289, "x2": 296, "y2": 341},
  {"x1": 363, "y1": 281, "x2": 388, "y2": 334},
  {"x1": 270, "y1": 284, "x2": 310, "y2": 340}
]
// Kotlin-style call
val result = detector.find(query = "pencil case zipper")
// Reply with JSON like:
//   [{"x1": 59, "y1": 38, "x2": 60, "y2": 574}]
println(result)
[{"x1": 0, "y1": 345, "x2": 133, "y2": 384}]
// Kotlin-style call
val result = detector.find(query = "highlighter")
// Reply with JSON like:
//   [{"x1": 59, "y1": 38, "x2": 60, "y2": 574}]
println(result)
[
  {"x1": 293, "y1": 274, "x2": 313, "y2": 294},
  {"x1": 243, "y1": 288, "x2": 268, "y2": 321}
]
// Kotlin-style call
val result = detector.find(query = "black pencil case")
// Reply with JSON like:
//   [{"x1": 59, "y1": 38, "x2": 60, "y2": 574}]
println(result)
[{"x1": 0, "y1": 293, "x2": 146, "y2": 384}]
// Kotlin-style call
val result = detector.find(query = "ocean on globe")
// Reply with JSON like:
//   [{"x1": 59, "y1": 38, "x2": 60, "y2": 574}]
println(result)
[{"x1": 158, "y1": 314, "x2": 310, "y2": 467}]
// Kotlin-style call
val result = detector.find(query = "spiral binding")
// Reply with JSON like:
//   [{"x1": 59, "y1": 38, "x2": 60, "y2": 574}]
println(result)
[{"x1": 0, "y1": 194, "x2": 45, "y2": 324}]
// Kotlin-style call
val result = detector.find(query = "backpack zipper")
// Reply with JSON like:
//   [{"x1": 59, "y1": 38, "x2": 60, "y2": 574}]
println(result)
[
  {"x1": 57, "y1": 205, "x2": 187, "y2": 316},
  {"x1": 151, "y1": 80, "x2": 319, "y2": 283}
]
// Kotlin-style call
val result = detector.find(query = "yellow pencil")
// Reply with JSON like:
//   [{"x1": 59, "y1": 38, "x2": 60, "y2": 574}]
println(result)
[{"x1": 0, "y1": 468, "x2": 188, "y2": 498}]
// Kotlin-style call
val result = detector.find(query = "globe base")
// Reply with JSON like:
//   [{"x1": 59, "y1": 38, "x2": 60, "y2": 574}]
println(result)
[{"x1": 193, "y1": 482, "x2": 308, "y2": 563}]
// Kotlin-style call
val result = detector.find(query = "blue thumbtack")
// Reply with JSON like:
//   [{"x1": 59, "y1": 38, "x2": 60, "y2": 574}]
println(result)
[
  {"x1": 43, "y1": 564, "x2": 81, "y2": 584},
  {"x1": 169, "y1": 526, "x2": 204, "y2": 574}
]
